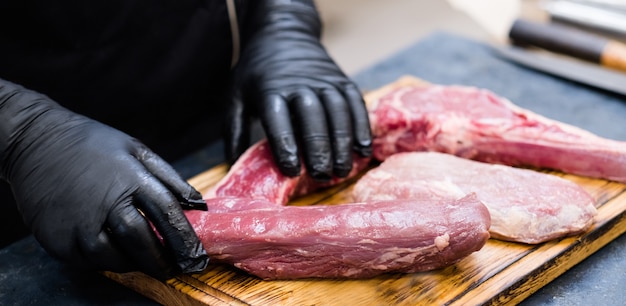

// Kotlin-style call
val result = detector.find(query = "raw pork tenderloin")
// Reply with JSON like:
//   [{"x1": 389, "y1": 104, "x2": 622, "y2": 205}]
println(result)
[{"x1": 186, "y1": 193, "x2": 489, "y2": 279}]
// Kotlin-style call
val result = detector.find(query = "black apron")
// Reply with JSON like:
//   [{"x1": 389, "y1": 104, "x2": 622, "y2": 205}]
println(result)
[{"x1": 0, "y1": 0, "x2": 249, "y2": 246}]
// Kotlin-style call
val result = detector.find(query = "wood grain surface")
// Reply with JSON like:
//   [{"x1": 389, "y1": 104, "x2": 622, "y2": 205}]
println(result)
[{"x1": 104, "y1": 78, "x2": 626, "y2": 306}]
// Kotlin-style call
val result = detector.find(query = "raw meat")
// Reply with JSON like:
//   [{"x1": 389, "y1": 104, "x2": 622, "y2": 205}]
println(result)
[
  {"x1": 188, "y1": 141, "x2": 491, "y2": 280},
  {"x1": 368, "y1": 78, "x2": 626, "y2": 183},
  {"x1": 205, "y1": 141, "x2": 371, "y2": 205},
  {"x1": 184, "y1": 77, "x2": 612, "y2": 279},
  {"x1": 186, "y1": 193, "x2": 490, "y2": 279},
  {"x1": 352, "y1": 152, "x2": 597, "y2": 244}
]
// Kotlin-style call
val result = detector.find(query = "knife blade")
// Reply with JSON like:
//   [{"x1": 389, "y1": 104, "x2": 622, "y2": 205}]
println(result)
[
  {"x1": 493, "y1": 45, "x2": 626, "y2": 97},
  {"x1": 543, "y1": 0, "x2": 626, "y2": 37}
]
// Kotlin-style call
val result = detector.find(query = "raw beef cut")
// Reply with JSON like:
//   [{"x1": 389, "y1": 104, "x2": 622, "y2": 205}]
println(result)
[
  {"x1": 204, "y1": 141, "x2": 372, "y2": 205},
  {"x1": 368, "y1": 77, "x2": 626, "y2": 183},
  {"x1": 188, "y1": 141, "x2": 491, "y2": 279},
  {"x1": 185, "y1": 193, "x2": 490, "y2": 279},
  {"x1": 352, "y1": 152, "x2": 597, "y2": 244}
]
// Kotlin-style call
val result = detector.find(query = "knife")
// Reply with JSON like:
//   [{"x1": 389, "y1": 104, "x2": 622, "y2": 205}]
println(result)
[
  {"x1": 447, "y1": 0, "x2": 626, "y2": 96},
  {"x1": 494, "y1": 45, "x2": 626, "y2": 97},
  {"x1": 448, "y1": 1, "x2": 626, "y2": 72},
  {"x1": 508, "y1": 18, "x2": 626, "y2": 73}
]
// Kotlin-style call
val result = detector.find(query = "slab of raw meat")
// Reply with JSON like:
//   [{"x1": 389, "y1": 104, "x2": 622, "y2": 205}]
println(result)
[
  {"x1": 352, "y1": 152, "x2": 597, "y2": 244},
  {"x1": 368, "y1": 77, "x2": 626, "y2": 183},
  {"x1": 185, "y1": 193, "x2": 490, "y2": 280}
]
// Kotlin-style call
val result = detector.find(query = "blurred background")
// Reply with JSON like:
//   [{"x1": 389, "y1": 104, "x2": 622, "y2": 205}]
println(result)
[
  {"x1": 316, "y1": 0, "x2": 626, "y2": 76},
  {"x1": 315, "y1": 0, "x2": 547, "y2": 75}
]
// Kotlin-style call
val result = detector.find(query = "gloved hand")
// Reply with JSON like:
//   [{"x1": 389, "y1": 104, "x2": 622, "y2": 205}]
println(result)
[
  {"x1": 0, "y1": 80, "x2": 209, "y2": 280},
  {"x1": 225, "y1": 0, "x2": 372, "y2": 181}
]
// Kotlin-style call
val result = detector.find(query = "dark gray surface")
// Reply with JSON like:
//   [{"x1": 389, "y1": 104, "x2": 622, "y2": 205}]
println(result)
[
  {"x1": 0, "y1": 236, "x2": 159, "y2": 306},
  {"x1": 2, "y1": 32, "x2": 626, "y2": 305}
]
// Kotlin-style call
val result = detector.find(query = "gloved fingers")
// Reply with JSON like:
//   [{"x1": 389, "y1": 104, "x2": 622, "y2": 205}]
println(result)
[
  {"x1": 103, "y1": 203, "x2": 173, "y2": 280},
  {"x1": 291, "y1": 88, "x2": 332, "y2": 181},
  {"x1": 135, "y1": 145, "x2": 207, "y2": 211},
  {"x1": 260, "y1": 93, "x2": 300, "y2": 177},
  {"x1": 342, "y1": 83, "x2": 373, "y2": 157},
  {"x1": 320, "y1": 88, "x2": 353, "y2": 177},
  {"x1": 225, "y1": 90, "x2": 252, "y2": 165},
  {"x1": 134, "y1": 175, "x2": 209, "y2": 274}
]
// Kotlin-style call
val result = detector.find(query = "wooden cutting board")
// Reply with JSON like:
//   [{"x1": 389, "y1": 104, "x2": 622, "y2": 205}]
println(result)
[{"x1": 104, "y1": 78, "x2": 626, "y2": 306}]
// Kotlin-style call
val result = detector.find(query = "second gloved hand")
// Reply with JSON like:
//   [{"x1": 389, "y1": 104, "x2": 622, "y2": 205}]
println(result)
[
  {"x1": 0, "y1": 81, "x2": 209, "y2": 280},
  {"x1": 226, "y1": 0, "x2": 372, "y2": 181}
]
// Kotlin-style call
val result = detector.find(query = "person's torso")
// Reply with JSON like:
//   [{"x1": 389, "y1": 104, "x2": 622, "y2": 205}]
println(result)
[{"x1": 0, "y1": 0, "x2": 249, "y2": 160}]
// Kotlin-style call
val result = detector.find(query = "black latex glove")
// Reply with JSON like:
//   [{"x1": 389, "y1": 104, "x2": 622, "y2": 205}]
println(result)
[
  {"x1": 0, "y1": 80, "x2": 209, "y2": 280},
  {"x1": 225, "y1": 0, "x2": 372, "y2": 181}
]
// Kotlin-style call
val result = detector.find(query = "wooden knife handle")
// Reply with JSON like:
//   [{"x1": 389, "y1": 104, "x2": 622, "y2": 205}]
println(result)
[
  {"x1": 508, "y1": 19, "x2": 626, "y2": 72},
  {"x1": 602, "y1": 41, "x2": 626, "y2": 72}
]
